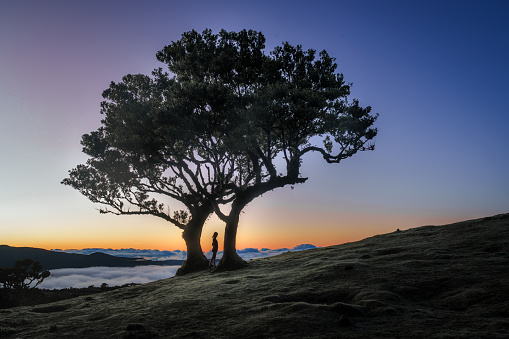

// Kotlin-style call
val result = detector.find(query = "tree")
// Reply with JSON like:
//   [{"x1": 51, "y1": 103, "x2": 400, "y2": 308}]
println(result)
[
  {"x1": 63, "y1": 28, "x2": 378, "y2": 273},
  {"x1": 154, "y1": 29, "x2": 273, "y2": 269},
  {"x1": 62, "y1": 71, "x2": 221, "y2": 274},
  {"x1": 207, "y1": 42, "x2": 378, "y2": 270},
  {"x1": 0, "y1": 259, "x2": 50, "y2": 290},
  {"x1": 62, "y1": 29, "x2": 268, "y2": 274},
  {"x1": 156, "y1": 29, "x2": 378, "y2": 270},
  {"x1": 0, "y1": 259, "x2": 50, "y2": 308}
]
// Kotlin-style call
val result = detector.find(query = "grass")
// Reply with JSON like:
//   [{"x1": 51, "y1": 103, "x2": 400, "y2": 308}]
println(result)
[{"x1": 1, "y1": 213, "x2": 508, "y2": 338}]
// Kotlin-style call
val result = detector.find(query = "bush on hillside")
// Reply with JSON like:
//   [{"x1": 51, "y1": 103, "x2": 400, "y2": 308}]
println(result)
[{"x1": 0, "y1": 258, "x2": 50, "y2": 308}]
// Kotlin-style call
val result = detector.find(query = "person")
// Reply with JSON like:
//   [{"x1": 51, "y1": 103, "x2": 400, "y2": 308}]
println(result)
[{"x1": 209, "y1": 232, "x2": 219, "y2": 268}]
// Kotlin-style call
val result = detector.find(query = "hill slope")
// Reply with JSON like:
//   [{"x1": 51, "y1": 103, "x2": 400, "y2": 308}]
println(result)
[
  {"x1": 1, "y1": 214, "x2": 508, "y2": 338},
  {"x1": 0, "y1": 245, "x2": 184, "y2": 270}
]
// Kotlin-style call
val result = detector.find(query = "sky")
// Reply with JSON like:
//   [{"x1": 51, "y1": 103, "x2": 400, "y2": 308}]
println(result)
[{"x1": 1, "y1": 0, "x2": 508, "y2": 253}]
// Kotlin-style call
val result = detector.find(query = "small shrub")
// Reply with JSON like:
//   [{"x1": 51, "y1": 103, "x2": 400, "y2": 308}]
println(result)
[
  {"x1": 0, "y1": 259, "x2": 50, "y2": 290},
  {"x1": 0, "y1": 259, "x2": 50, "y2": 308}
]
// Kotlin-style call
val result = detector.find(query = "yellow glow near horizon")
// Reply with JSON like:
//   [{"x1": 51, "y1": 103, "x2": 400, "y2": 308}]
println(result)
[{"x1": 3, "y1": 211, "x2": 471, "y2": 253}]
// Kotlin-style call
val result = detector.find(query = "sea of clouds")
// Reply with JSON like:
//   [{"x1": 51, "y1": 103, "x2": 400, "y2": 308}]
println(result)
[
  {"x1": 38, "y1": 266, "x2": 181, "y2": 290},
  {"x1": 41, "y1": 244, "x2": 316, "y2": 290}
]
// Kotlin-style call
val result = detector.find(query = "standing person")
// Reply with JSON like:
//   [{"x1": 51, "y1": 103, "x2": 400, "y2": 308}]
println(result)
[{"x1": 209, "y1": 232, "x2": 219, "y2": 268}]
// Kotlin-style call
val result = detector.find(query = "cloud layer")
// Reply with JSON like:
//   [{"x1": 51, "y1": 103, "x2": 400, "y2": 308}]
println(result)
[
  {"x1": 43, "y1": 245, "x2": 317, "y2": 289},
  {"x1": 39, "y1": 266, "x2": 180, "y2": 290}
]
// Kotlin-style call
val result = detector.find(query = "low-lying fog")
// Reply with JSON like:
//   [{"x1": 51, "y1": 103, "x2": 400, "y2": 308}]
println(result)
[
  {"x1": 40, "y1": 245, "x2": 317, "y2": 289},
  {"x1": 39, "y1": 265, "x2": 180, "y2": 289}
]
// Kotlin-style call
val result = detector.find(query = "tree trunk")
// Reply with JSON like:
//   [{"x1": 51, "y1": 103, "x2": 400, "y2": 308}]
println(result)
[
  {"x1": 215, "y1": 176, "x2": 307, "y2": 272},
  {"x1": 176, "y1": 217, "x2": 209, "y2": 276},
  {"x1": 217, "y1": 211, "x2": 246, "y2": 271}
]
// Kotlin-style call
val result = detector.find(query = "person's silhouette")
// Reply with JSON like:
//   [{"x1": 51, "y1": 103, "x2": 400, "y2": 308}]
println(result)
[{"x1": 209, "y1": 232, "x2": 219, "y2": 268}]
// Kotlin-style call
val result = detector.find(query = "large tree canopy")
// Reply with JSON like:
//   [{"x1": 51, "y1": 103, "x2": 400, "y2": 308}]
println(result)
[
  {"x1": 198, "y1": 38, "x2": 378, "y2": 269},
  {"x1": 63, "y1": 28, "x2": 378, "y2": 273},
  {"x1": 63, "y1": 29, "x2": 272, "y2": 274}
]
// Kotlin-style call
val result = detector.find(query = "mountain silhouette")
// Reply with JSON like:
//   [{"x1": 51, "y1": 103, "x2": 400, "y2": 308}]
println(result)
[{"x1": 0, "y1": 245, "x2": 184, "y2": 270}]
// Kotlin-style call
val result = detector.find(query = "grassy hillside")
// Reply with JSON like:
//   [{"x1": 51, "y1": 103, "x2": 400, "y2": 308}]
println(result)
[{"x1": 1, "y1": 214, "x2": 508, "y2": 338}]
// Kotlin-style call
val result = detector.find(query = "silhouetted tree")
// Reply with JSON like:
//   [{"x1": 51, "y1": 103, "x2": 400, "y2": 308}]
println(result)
[
  {"x1": 0, "y1": 259, "x2": 50, "y2": 290},
  {"x1": 62, "y1": 70, "x2": 234, "y2": 274},
  {"x1": 210, "y1": 41, "x2": 378, "y2": 270},
  {"x1": 63, "y1": 28, "x2": 378, "y2": 273},
  {"x1": 156, "y1": 29, "x2": 378, "y2": 270},
  {"x1": 0, "y1": 259, "x2": 50, "y2": 307},
  {"x1": 62, "y1": 29, "x2": 267, "y2": 274}
]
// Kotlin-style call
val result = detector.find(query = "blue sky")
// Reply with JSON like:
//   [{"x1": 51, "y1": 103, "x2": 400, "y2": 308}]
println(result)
[{"x1": 1, "y1": 0, "x2": 508, "y2": 251}]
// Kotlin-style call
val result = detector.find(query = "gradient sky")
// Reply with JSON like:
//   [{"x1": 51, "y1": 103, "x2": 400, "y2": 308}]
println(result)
[{"x1": 1, "y1": 0, "x2": 508, "y2": 252}]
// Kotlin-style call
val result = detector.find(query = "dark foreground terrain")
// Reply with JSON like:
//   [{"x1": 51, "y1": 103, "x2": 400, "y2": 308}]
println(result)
[{"x1": 1, "y1": 214, "x2": 508, "y2": 338}]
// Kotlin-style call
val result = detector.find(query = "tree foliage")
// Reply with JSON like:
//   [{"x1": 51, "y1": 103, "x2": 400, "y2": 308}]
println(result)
[
  {"x1": 0, "y1": 259, "x2": 50, "y2": 290},
  {"x1": 63, "y1": 28, "x2": 378, "y2": 272},
  {"x1": 62, "y1": 29, "x2": 274, "y2": 273}
]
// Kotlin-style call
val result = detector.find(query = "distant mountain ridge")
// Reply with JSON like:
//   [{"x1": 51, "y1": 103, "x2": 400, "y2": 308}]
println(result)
[{"x1": 0, "y1": 245, "x2": 184, "y2": 270}]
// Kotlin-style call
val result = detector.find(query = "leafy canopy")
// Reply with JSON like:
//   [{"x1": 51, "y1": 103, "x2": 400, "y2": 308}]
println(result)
[{"x1": 62, "y1": 28, "x2": 378, "y2": 233}]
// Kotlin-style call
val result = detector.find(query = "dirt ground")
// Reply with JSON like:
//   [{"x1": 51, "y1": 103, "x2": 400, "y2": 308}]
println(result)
[{"x1": 1, "y1": 213, "x2": 508, "y2": 338}]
